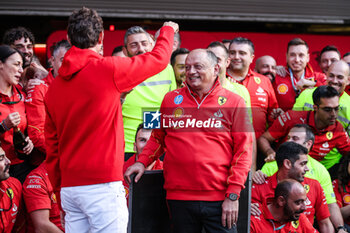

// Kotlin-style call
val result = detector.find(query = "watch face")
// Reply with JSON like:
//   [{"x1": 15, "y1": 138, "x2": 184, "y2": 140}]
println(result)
[{"x1": 229, "y1": 193, "x2": 238, "y2": 201}]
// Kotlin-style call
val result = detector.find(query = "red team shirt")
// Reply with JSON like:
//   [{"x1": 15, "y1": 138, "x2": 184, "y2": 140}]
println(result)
[
  {"x1": 25, "y1": 73, "x2": 54, "y2": 154},
  {"x1": 228, "y1": 69, "x2": 279, "y2": 138},
  {"x1": 251, "y1": 173, "x2": 330, "y2": 224},
  {"x1": 268, "y1": 110, "x2": 350, "y2": 163},
  {"x1": 0, "y1": 177, "x2": 22, "y2": 233},
  {"x1": 0, "y1": 86, "x2": 27, "y2": 165},
  {"x1": 332, "y1": 179, "x2": 350, "y2": 226},
  {"x1": 273, "y1": 64, "x2": 326, "y2": 111},
  {"x1": 23, "y1": 163, "x2": 63, "y2": 232},
  {"x1": 250, "y1": 198, "x2": 318, "y2": 233}
]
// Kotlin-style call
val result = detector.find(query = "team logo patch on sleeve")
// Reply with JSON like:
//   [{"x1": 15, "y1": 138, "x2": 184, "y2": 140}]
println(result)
[
  {"x1": 51, "y1": 193, "x2": 57, "y2": 203},
  {"x1": 174, "y1": 95, "x2": 183, "y2": 105},
  {"x1": 326, "y1": 131, "x2": 333, "y2": 140},
  {"x1": 303, "y1": 184, "x2": 310, "y2": 193},
  {"x1": 6, "y1": 188, "x2": 14, "y2": 199},
  {"x1": 218, "y1": 96, "x2": 227, "y2": 106},
  {"x1": 254, "y1": 77, "x2": 261, "y2": 84},
  {"x1": 343, "y1": 194, "x2": 350, "y2": 204},
  {"x1": 277, "y1": 84, "x2": 288, "y2": 94},
  {"x1": 292, "y1": 220, "x2": 299, "y2": 229}
]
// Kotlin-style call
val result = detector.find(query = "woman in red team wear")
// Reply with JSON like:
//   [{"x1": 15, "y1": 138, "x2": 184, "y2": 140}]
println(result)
[
  {"x1": 333, "y1": 156, "x2": 350, "y2": 232},
  {"x1": 0, "y1": 45, "x2": 34, "y2": 183}
]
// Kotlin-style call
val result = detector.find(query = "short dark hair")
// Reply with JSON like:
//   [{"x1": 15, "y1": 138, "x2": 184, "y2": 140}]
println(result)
[
  {"x1": 291, "y1": 124, "x2": 315, "y2": 144},
  {"x1": 0, "y1": 45, "x2": 23, "y2": 63},
  {"x1": 274, "y1": 179, "x2": 296, "y2": 201},
  {"x1": 222, "y1": 39, "x2": 231, "y2": 44},
  {"x1": 343, "y1": 52, "x2": 350, "y2": 58},
  {"x1": 338, "y1": 155, "x2": 350, "y2": 189},
  {"x1": 112, "y1": 45, "x2": 123, "y2": 56},
  {"x1": 67, "y1": 7, "x2": 104, "y2": 49},
  {"x1": 230, "y1": 37, "x2": 254, "y2": 54},
  {"x1": 170, "y1": 48, "x2": 189, "y2": 66},
  {"x1": 207, "y1": 41, "x2": 229, "y2": 59},
  {"x1": 50, "y1": 40, "x2": 71, "y2": 57},
  {"x1": 2, "y1": 27, "x2": 35, "y2": 45},
  {"x1": 276, "y1": 141, "x2": 308, "y2": 168},
  {"x1": 287, "y1": 38, "x2": 308, "y2": 53},
  {"x1": 134, "y1": 123, "x2": 151, "y2": 142},
  {"x1": 312, "y1": 85, "x2": 339, "y2": 106},
  {"x1": 317, "y1": 45, "x2": 341, "y2": 63}
]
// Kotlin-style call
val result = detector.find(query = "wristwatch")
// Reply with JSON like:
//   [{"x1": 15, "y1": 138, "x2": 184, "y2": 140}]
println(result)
[
  {"x1": 336, "y1": 225, "x2": 348, "y2": 232},
  {"x1": 225, "y1": 193, "x2": 238, "y2": 201},
  {"x1": 0, "y1": 122, "x2": 6, "y2": 134}
]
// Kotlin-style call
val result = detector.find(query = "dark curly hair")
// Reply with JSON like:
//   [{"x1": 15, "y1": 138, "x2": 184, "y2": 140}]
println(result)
[
  {"x1": 67, "y1": 7, "x2": 104, "y2": 49},
  {"x1": 2, "y1": 27, "x2": 35, "y2": 45},
  {"x1": 338, "y1": 156, "x2": 350, "y2": 189}
]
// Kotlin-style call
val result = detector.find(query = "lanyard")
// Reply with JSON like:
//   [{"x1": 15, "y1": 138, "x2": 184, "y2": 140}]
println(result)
[
  {"x1": 0, "y1": 86, "x2": 22, "y2": 105},
  {"x1": 269, "y1": 219, "x2": 286, "y2": 231},
  {"x1": 289, "y1": 68, "x2": 305, "y2": 94}
]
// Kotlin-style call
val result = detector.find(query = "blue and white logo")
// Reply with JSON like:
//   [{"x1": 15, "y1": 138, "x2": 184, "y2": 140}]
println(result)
[
  {"x1": 174, "y1": 95, "x2": 183, "y2": 105},
  {"x1": 143, "y1": 110, "x2": 161, "y2": 129}
]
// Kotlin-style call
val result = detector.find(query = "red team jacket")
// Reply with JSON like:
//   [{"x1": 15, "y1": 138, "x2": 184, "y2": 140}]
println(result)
[
  {"x1": 23, "y1": 163, "x2": 63, "y2": 232},
  {"x1": 0, "y1": 178, "x2": 22, "y2": 233},
  {"x1": 250, "y1": 198, "x2": 318, "y2": 233},
  {"x1": 273, "y1": 64, "x2": 326, "y2": 111},
  {"x1": 333, "y1": 179, "x2": 350, "y2": 226},
  {"x1": 228, "y1": 69, "x2": 279, "y2": 138},
  {"x1": 44, "y1": 26, "x2": 174, "y2": 195},
  {"x1": 138, "y1": 79, "x2": 253, "y2": 201},
  {"x1": 251, "y1": 173, "x2": 330, "y2": 224},
  {"x1": 268, "y1": 110, "x2": 350, "y2": 163},
  {"x1": 0, "y1": 86, "x2": 27, "y2": 165}
]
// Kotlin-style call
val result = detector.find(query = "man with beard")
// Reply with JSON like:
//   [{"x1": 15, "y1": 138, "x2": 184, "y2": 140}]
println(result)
[
  {"x1": 251, "y1": 179, "x2": 317, "y2": 233},
  {"x1": 258, "y1": 85, "x2": 350, "y2": 178},
  {"x1": 254, "y1": 55, "x2": 277, "y2": 82},
  {"x1": 251, "y1": 142, "x2": 332, "y2": 232},
  {"x1": 2, "y1": 27, "x2": 35, "y2": 68},
  {"x1": 273, "y1": 38, "x2": 326, "y2": 111},
  {"x1": 255, "y1": 124, "x2": 347, "y2": 233},
  {"x1": 122, "y1": 26, "x2": 177, "y2": 158},
  {"x1": 0, "y1": 146, "x2": 23, "y2": 232},
  {"x1": 293, "y1": 60, "x2": 350, "y2": 134},
  {"x1": 171, "y1": 48, "x2": 189, "y2": 88}
]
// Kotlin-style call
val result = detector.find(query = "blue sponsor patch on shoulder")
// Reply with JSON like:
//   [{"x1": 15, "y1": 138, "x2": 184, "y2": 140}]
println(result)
[{"x1": 174, "y1": 95, "x2": 183, "y2": 105}]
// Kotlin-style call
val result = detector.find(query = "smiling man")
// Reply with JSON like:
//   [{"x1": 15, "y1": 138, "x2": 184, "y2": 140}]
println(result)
[
  {"x1": 2, "y1": 27, "x2": 35, "y2": 68},
  {"x1": 251, "y1": 142, "x2": 332, "y2": 232},
  {"x1": 293, "y1": 60, "x2": 350, "y2": 134},
  {"x1": 122, "y1": 26, "x2": 177, "y2": 157},
  {"x1": 226, "y1": 37, "x2": 279, "y2": 139},
  {"x1": 251, "y1": 179, "x2": 317, "y2": 233},
  {"x1": 259, "y1": 85, "x2": 350, "y2": 179},
  {"x1": 273, "y1": 38, "x2": 326, "y2": 111},
  {"x1": 125, "y1": 49, "x2": 253, "y2": 233}
]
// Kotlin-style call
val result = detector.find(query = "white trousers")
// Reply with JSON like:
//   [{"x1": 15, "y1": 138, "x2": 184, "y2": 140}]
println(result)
[{"x1": 61, "y1": 181, "x2": 128, "y2": 233}]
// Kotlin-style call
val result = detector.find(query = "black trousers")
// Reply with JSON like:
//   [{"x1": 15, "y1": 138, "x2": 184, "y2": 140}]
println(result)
[{"x1": 167, "y1": 200, "x2": 237, "y2": 233}]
